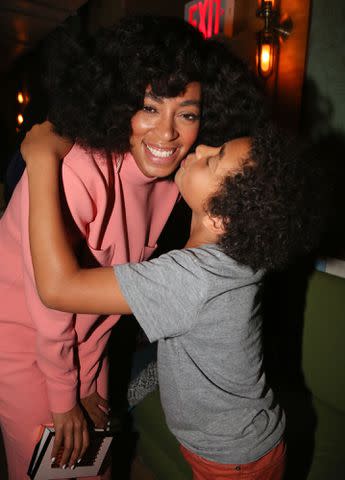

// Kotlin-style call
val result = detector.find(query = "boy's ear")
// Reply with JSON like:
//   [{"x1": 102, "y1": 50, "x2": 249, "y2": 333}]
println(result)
[{"x1": 202, "y1": 214, "x2": 226, "y2": 235}]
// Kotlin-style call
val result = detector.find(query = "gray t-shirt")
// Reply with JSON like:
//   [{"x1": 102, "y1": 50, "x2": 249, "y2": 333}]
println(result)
[{"x1": 115, "y1": 244, "x2": 285, "y2": 464}]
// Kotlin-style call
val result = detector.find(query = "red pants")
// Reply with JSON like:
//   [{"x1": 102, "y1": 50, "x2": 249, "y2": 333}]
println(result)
[{"x1": 180, "y1": 440, "x2": 286, "y2": 480}]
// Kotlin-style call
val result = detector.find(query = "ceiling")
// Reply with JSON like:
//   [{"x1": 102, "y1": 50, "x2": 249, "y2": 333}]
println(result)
[{"x1": 0, "y1": 0, "x2": 88, "y2": 73}]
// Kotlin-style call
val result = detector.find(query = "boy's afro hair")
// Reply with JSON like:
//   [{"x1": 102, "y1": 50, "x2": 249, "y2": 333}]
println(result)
[{"x1": 208, "y1": 126, "x2": 326, "y2": 271}]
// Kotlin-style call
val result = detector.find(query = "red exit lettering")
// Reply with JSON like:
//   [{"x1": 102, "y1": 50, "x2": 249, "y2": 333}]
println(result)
[{"x1": 186, "y1": 0, "x2": 225, "y2": 38}]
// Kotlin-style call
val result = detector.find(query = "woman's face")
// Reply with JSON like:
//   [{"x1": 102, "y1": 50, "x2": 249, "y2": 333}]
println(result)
[{"x1": 130, "y1": 82, "x2": 201, "y2": 178}]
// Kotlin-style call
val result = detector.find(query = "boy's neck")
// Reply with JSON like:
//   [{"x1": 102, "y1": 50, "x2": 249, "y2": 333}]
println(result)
[{"x1": 184, "y1": 213, "x2": 219, "y2": 249}]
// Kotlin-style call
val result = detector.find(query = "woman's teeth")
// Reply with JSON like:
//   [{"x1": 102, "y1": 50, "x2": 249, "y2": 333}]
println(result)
[{"x1": 146, "y1": 144, "x2": 176, "y2": 158}]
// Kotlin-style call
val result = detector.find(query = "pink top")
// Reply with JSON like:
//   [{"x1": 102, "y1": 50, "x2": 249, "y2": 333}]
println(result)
[{"x1": 0, "y1": 145, "x2": 179, "y2": 412}]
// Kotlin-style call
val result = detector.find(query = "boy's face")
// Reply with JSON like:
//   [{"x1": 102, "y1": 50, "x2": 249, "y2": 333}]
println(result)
[{"x1": 175, "y1": 137, "x2": 251, "y2": 214}]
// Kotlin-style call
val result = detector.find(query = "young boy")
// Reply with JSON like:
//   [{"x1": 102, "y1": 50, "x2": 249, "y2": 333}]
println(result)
[{"x1": 23, "y1": 122, "x2": 320, "y2": 478}]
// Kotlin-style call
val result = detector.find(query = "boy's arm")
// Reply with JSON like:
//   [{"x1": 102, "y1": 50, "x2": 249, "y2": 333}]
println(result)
[
  {"x1": 27, "y1": 156, "x2": 131, "y2": 315},
  {"x1": 24, "y1": 128, "x2": 132, "y2": 316}
]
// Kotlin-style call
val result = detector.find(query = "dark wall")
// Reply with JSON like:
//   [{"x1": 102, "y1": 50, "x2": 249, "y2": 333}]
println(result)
[
  {"x1": 301, "y1": 0, "x2": 345, "y2": 259},
  {"x1": 304, "y1": 1, "x2": 345, "y2": 133}
]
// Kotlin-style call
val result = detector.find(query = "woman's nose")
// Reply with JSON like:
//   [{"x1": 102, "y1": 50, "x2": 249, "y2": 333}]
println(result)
[{"x1": 157, "y1": 115, "x2": 178, "y2": 141}]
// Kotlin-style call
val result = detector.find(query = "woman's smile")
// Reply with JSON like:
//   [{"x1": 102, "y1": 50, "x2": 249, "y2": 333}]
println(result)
[
  {"x1": 143, "y1": 142, "x2": 180, "y2": 165},
  {"x1": 130, "y1": 82, "x2": 201, "y2": 178}
]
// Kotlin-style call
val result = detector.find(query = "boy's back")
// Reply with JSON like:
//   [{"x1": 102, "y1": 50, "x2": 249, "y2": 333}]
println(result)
[{"x1": 115, "y1": 244, "x2": 285, "y2": 464}]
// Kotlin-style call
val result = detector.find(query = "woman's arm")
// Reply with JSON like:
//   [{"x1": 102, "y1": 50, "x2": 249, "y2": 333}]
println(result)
[
  {"x1": 18, "y1": 167, "x2": 89, "y2": 467},
  {"x1": 22, "y1": 122, "x2": 131, "y2": 316}
]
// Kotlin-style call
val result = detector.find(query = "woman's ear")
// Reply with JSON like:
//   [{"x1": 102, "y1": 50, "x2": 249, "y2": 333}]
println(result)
[{"x1": 202, "y1": 214, "x2": 227, "y2": 235}]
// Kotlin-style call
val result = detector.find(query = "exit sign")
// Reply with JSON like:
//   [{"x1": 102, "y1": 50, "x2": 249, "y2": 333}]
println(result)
[{"x1": 185, "y1": 0, "x2": 234, "y2": 38}]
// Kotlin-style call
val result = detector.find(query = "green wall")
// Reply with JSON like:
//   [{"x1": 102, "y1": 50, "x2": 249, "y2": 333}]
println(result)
[
  {"x1": 303, "y1": 1, "x2": 345, "y2": 133},
  {"x1": 302, "y1": 0, "x2": 345, "y2": 259}
]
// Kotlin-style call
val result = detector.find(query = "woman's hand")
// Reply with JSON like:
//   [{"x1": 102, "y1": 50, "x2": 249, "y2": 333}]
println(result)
[
  {"x1": 81, "y1": 392, "x2": 110, "y2": 429},
  {"x1": 20, "y1": 121, "x2": 73, "y2": 166},
  {"x1": 51, "y1": 404, "x2": 89, "y2": 469}
]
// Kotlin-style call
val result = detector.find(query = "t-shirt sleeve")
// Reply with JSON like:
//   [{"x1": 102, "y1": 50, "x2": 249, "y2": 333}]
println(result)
[{"x1": 115, "y1": 250, "x2": 207, "y2": 342}]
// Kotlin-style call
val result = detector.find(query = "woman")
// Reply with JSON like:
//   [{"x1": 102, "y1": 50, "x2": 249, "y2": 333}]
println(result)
[{"x1": 0, "y1": 15, "x2": 267, "y2": 479}]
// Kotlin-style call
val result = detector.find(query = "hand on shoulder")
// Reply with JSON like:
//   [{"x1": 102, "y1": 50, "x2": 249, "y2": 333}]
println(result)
[{"x1": 20, "y1": 120, "x2": 73, "y2": 166}]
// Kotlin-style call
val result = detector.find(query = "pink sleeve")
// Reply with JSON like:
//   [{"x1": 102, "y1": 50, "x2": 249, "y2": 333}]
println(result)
[
  {"x1": 61, "y1": 152, "x2": 117, "y2": 401},
  {"x1": 21, "y1": 145, "x2": 113, "y2": 410},
  {"x1": 20, "y1": 172, "x2": 78, "y2": 413},
  {"x1": 77, "y1": 320, "x2": 114, "y2": 400},
  {"x1": 77, "y1": 313, "x2": 122, "y2": 401}
]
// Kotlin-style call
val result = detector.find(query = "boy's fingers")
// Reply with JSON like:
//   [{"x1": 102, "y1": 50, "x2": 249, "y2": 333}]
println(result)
[
  {"x1": 86, "y1": 403, "x2": 108, "y2": 428},
  {"x1": 91, "y1": 406, "x2": 108, "y2": 429},
  {"x1": 97, "y1": 396, "x2": 109, "y2": 409},
  {"x1": 96, "y1": 405, "x2": 108, "y2": 423}
]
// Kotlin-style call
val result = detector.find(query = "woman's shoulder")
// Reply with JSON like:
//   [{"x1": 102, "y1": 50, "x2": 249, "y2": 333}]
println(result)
[
  {"x1": 62, "y1": 144, "x2": 117, "y2": 183},
  {"x1": 63, "y1": 144, "x2": 103, "y2": 170}
]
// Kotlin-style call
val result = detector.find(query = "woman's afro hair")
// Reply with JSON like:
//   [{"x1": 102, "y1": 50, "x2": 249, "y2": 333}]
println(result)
[
  {"x1": 44, "y1": 16, "x2": 204, "y2": 153},
  {"x1": 43, "y1": 17, "x2": 269, "y2": 155},
  {"x1": 197, "y1": 38, "x2": 270, "y2": 147},
  {"x1": 208, "y1": 126, "x2": 326, "y2": 271}
]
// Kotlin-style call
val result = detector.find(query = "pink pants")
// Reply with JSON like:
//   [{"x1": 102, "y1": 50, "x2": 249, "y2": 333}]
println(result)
[
  {"x1": 0, "y1": 350, "x2": 109, "y2": 480},
  {"x1": 180, "y1": 440, "x2": 286, "y2": 480}
]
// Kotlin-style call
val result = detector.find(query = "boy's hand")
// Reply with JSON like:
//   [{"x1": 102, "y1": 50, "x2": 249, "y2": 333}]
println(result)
[
  {"x1": 51, "y1": 404, "x2": 89, "y2": 469},
  {"x1": 81, "y1": 392, "x2": 110, "y2": 429},
  {"x1": 20, "y1": 121, "x2": 73, "y2": 165}
]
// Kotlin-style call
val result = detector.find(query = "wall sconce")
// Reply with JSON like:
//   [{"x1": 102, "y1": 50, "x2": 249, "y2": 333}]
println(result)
[
  {"x1": 17, "y1": 90, "x2": 30, "y2": 105},
  {"x1": 16, "y1": 88, "x2": 30, "y2": 131},
  {"x1": 257, "y1": 30, "x2": 275, "y2": 78},
  {"x1": 256, "y1": 1, "x2": 292, "y2": 78}
]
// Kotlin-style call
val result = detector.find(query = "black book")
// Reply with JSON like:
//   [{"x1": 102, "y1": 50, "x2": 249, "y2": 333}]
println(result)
[{"x1": 28, "y1": 426, "x2": 114, "y2": 479}]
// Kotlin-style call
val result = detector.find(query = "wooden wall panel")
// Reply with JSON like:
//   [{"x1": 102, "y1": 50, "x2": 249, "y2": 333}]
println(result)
[
  {"x1": 224, "y1": 0, "x2": 311, "y2": 128},
  {"x1": 275, "y1": 0, "x2": 311, "y2": 126}
]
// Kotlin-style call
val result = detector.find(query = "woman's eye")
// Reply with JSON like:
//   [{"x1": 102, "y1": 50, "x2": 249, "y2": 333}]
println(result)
[
  {"x1": 143, "y1": 105, "x2": 157, "y2": 113},
  {"x1": 181, "y1": 112, "x2": 200, "y2": 122}
]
